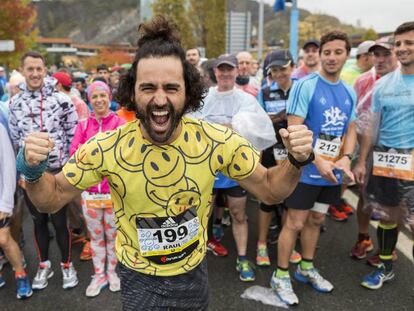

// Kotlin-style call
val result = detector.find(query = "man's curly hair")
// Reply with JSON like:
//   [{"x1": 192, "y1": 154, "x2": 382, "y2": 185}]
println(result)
[{"x1": 116, "y1": 15, "x2": 205, "y2": 114}]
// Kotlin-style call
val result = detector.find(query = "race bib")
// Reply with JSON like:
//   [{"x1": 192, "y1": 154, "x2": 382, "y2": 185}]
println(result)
[
  {"x1": 265, "y1": 100, "x2": 286, "y2": 115},
  {"x1": 273, "y1": 147, "x2": 288, "y2": 161},
  {"x1": 315, "y1": 134, "x2": 342, "y2": 161},
  {"x1": 82, "y1": 192, "x2": 112, "y2": 209},
  {"x1": 136, "y1": 207, "x2": 201, "y2": 265},
  {"x1": 373, "y1": 148, "x2": 414, "y2": 181}
]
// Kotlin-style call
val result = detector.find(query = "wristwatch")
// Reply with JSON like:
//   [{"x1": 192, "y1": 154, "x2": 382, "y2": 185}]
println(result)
[{"x1": 287, "y1": 152, "x2": 315, "y2": 169}]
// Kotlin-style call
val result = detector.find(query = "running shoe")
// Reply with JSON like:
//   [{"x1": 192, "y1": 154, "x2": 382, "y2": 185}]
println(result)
[
  {"x1": 207, "y1": 238, "x2": 228, "y2": 257},
  {"x1": 294, "y1": 266, "x2": 334, "y2": 293},
  {"x1": 367, "y1": 250, "x2": 398, "y2": 268},
  {"x1": 289, "y1": 249, "x2": 302, "y2": 264},
  {"x1": 32, "y1": 261, "x2": 54, "y2": 290},
  {"x1": 361, "y1": 265, "x2": 394, "y2": 290},
  {"x1": 256, "y1": 244, "x2": 271, "y2": 267},
  {"x1": 212, "y1": 224, "x2": 224, "y2": 242},
  {"x1": 61, "y1": 262, "x2": 78, "y2": 289},
  {"x1": 338, "y1": 201, "x2": 354, "y2": 215},
  {"x1": 107, "y1": 271, "x2": 121, "y2": 292},
  {"x1": 85, "y1": 274, "x2": 108, "y2": 297},
  {"x1": 328, "y1": 205, "x2": 348, "y2": 222},
  {"x1": 0, "y1": 274, "x2": 5, "y2": 288},
  {"x1": 270, "y1": 271, "x2": 298, "y2": 306},
  {"x1": 16, "y1": 275, "x2": 33, "y2": 299},
  {"x1": 80, "y1": 240, "x2": 92, "y2": 261},
  {"x1": 236, "y1": 259, "x2": 255, "y2": 282},
  {"x1": 350, "y1": 238, "x2": 374, "y2": 259}
]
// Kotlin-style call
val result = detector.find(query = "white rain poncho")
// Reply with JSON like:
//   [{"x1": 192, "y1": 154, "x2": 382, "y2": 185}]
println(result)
[{"x1": 192, "y1": 87, "x2": 276, "y2": 151}]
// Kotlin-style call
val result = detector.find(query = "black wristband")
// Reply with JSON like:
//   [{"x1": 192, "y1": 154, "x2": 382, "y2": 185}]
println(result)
[{"x1": 287, "y1": 152, "x2": 315, "y2": 169}]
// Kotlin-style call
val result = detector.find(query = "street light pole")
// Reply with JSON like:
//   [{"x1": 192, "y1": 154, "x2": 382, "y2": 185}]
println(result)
[
  {"x1": 258, "y1": 0, "x2": 264, "y2": 62},
  {"x1": 289, "y1": 0, "x2": 299, "y2": 61}
]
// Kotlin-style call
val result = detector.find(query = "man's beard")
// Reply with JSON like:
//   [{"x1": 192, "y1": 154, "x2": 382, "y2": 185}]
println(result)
[{"x1": 136, "y1": 101, "x2": 184, "y2": 144}]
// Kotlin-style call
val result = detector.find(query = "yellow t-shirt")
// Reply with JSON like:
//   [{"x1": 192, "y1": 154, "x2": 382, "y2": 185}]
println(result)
[{"x1": 63, "y1": 116, "x2": 259, "y2": 276}]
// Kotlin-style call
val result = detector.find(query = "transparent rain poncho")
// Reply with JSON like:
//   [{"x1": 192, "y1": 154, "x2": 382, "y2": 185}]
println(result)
[
  {"x1": 358, "y1": 69, "x2": 414, "y2": 227},
  {"x1": 192, "y1": 86, "x2": 276, "y2": 151}
]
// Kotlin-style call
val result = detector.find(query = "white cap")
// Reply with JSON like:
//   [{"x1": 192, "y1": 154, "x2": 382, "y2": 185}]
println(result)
[
  {"x1": 357, "y1": 41, "x2": 376, "y2": 56},
  {"x1": 0, "y1": 66, "x2": 4, "y2": 71}
]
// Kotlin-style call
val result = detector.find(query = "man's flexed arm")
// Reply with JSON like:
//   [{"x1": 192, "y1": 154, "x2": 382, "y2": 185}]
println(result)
[{"x1": 21, "y1": 132, "x2": 82, "y2": 213}]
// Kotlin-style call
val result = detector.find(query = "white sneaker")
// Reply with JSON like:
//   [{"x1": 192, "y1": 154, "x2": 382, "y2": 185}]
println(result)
[
  {"x1": 86, "y1": 274, "x2": 108, "y2": 297},
  {"x1": 270, "y1": 271, "x2": 299, "y2": 306},
  {"x1": 107, "y1": 272, "x2": 121, "y2": 292},
  {"x1": 32, "y1": 260, "x2": 54, "y2": 290},
  {"x1": 61, "y1": 262, "x2": 79, "y2": 289},
  {"x1": 294, "y1": 266, "x2": 334, "y2": 293}
]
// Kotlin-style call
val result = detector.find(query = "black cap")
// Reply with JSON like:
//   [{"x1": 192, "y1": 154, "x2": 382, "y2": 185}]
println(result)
[
  {"x1": 266, "y1": 49, "x2": 294, "y2": 69},
  {"x1": 303, "y1": 39, "x2": 320, "y2": 50},
  {"x1": 215, "y1": 54, "x2": 238, "y2": 68}
]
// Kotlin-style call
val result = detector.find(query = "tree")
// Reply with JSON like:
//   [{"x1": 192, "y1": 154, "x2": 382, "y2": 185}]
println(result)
[
  {"x1": 362, "y1": 28, "x2": 378, "y2": 41},
  {"x1": 152, "y1": 0, "x2": 195, "y2": 49},
  {"x1": 187, "y1": 0, "x2": 226, "y2": 58},
  {"x1": 203, "y1": 0, "x2": 226, "y2": 58},
  {"x1": 82, "y1": 48, "x2": 133, "y2": 71},
  {"x1": 0, "y1": 0, "x2": 38, "y2": 70}
]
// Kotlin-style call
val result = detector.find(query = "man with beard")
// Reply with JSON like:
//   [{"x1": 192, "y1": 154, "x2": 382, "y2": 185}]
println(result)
[
  {"x1": 18, "y1": 16, "x2": 314, "y2": 310},
  {"x1": 236, "y1": 51, "x2": 261, "y2": 97}
]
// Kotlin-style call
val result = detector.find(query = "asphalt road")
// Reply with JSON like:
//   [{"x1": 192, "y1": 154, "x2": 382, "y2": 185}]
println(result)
[{"x1": 0, "y1": 192, "x2": 413, "y2": 311}]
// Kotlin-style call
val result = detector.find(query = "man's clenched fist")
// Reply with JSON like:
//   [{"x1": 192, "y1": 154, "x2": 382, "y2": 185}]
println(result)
[
  {"x1": 279, "y1": 125, "x2": 313, "y2": 162},
  {"x1": 24, "y1": 132, "x2": 54, "y2": 166}
]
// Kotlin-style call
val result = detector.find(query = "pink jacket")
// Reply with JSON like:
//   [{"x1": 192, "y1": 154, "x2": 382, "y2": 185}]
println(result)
[{"x1": 70, "y1": 112, "x2": 126, "y2": 194}]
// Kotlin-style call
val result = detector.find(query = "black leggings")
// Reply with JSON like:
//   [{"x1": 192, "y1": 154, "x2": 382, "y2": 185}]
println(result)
[{"x1": 24, "y1": 191, "x2": 71, "y2": 263}]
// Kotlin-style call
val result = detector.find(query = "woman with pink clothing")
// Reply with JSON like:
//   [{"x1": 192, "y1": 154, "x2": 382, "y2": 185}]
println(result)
[{"x1": 70, "y1": 81, "x2": 125, "y2": 297}]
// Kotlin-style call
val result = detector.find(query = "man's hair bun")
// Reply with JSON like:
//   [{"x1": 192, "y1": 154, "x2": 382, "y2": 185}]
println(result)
[{"x1": 137, "y1": 15, "x2": 181, "y2": 47}]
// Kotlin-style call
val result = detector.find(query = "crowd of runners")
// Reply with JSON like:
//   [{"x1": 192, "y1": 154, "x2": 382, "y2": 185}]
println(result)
[{"x1": 0, "y1": 14, "x2": 413, "y2": 310}]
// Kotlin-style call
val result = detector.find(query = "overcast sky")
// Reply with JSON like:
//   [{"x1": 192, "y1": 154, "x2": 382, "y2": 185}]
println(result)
[{"x1": 262, "y1": 0, "x2": 413, "y2": 32}]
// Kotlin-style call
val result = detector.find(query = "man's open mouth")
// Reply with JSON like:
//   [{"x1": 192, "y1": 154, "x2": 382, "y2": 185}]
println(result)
[{"x1": 150, "y1": 110, "x2": 171, "y2": 133}]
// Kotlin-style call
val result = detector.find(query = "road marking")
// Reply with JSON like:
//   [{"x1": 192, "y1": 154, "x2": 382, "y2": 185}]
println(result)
[{"x1": 343, "y1": 190, "x2": 413, "y2": 263}]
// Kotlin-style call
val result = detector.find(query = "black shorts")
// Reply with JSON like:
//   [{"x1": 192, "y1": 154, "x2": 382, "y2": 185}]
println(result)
[
  {"x1": 119, "y1": 260, "x2": 209, "y2": 311},
  {"x1": 366, "y1": 173, "x2": 414, "y2": 213},
  {"x1": 285, "y1": 183, "x2": 341, "y2": 210},
  {"x1": 213, "y1": 186, "x2": 247, "y2": 198},
  {"x1": 0, "y1": 217, "x2": 11, "y2": 229}
]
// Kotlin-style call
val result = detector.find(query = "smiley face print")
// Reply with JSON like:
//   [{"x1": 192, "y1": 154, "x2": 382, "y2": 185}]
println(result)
[
  {"x1": 143, "y1": 146, "x2": 186, "y2": 187},
  {"x1": 74, "y1": 138, "x2": 104, "y2": 171},
  {"x1": 178, "y1": 123, "x2": 213, "y2": 165},
  {"x1": 225, "y1": 144, "x2": 259, "y2": 180}
]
